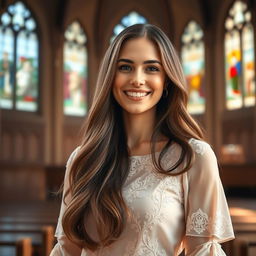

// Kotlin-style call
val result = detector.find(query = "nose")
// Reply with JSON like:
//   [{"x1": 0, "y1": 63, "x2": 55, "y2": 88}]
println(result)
[{"x1": 130, "y1": 69, "x2": 145, "y2": 87}]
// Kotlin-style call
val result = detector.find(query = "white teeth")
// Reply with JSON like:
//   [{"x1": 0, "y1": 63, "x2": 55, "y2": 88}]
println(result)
[{"x1": 126, "y1": 92, "x2": 149, "y2": 97}]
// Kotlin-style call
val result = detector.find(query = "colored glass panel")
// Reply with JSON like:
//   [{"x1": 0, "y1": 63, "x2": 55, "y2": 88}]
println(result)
[
  {"x1": 0, "y1": 27, "x2": 14, "y2": 109},
  {"x1": 225, "y1": 31, "x2": 242, "y2": 109},
  {"x1": 181, "y1": 21, "x2": 205, "y2": 114},
  {"x1": 242, "y1": 24, "x2": 255, "y2": 107},
  {"x1": 16, "y1": 31, "x2": 39, "y2": 111},
  {"x1": 224, "y1": 0, "x2": 255, "y2": 109},
  {"x1": 63, "y1": 21, "x2": 87, "y2": 116},
  {"x1": 0, "y1": 1, "x2": 39, "y2": 111}
]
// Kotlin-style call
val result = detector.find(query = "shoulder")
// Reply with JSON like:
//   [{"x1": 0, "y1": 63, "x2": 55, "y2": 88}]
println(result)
[
  {"x1": 165, "y1": 139, "x2": 214, "y2": 164},
  {"x1": 64, "y1": 146, "x2": 81, "y2": 180},
  {"x1": 187, "y1": 138, "x2": 219, "y2": 179},
  {"x1": 188, "y1": 138, "x2": 216, "y2": 162},
  {"x1": 66, "y1": 146, "x2": 81, "y2": 168},
  {"x1": 188, "y1": 138, "x2": 212, "y2": 156}
]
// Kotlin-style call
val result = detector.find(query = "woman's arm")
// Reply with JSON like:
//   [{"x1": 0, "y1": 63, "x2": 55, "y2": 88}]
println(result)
[
  {"x1": 182, "y1": 139, "x2": 234, "y2": 255},
  {"x1": 50, "y1": 147, "x2": 82, "y2": 256}
]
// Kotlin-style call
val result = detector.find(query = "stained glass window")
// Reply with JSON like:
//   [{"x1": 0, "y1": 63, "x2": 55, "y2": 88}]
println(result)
[
  {"x1": 63, "y1": 21, "x2": 87, "y2": 116},
  {"x1": 112, "y1": 12, "x2": 147, "y2": 40},
  {"x1": 224, "y1": 0, "x2": 255, "y2": 109},
  {"x1": 181, "y1": 21, "x2": 205, "y2": 114},
  {"x1": 0, "y1": 1, "x2": 39, "y2": 111}
]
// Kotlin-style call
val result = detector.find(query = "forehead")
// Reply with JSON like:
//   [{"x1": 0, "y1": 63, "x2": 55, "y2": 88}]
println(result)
[{"x1": 118, "y1": 37, "x2": 161, "y2": 61}]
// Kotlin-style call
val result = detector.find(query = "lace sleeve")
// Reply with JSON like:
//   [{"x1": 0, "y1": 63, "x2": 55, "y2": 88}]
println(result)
[{"x1": 182, "y1": 139, "x2": 234, "y2": 254}]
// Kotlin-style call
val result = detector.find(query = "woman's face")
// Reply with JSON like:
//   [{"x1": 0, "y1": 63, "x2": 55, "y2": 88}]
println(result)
[{"x1": 113, "y1": 37, "x2": 166, "y2": 116}]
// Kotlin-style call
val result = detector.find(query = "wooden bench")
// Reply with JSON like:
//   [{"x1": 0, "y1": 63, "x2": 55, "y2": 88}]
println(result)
[
  {"x1": 0, "y1": 225, "x2": 54, "y2": 256},
  {"x1": 222, "y1": 238, "x2": 256, "y2": 256},
  {"x1": 0, "y1": 238, "x2": 32, "y2": 256},
  {"x1": 239, "y1": 241, "x2": 256, "y2": 256}
]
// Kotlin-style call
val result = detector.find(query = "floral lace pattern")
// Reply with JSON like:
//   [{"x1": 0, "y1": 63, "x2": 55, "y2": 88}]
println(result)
[
  {"x1": 186, "y1": 208, "x2": 234, "y2": 238},
  {"x1": 189, "y1": 138, "x2": 208, "y2": 155},
  {"x1": 187, "y1": 208, "x2": 209, "y2": 234},
  {"x1": 121, "y1": 149, "x2": 184, "y2": 256}
]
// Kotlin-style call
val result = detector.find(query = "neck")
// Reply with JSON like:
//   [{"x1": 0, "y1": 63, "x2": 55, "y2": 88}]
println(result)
[{"x1": 123, "y1": 110, "x2": 156, "y2": 151}]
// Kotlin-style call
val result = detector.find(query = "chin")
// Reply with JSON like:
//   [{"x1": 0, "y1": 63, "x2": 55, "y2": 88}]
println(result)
[
  {"x1": 123, "y1": 106, "x2": 155, "y2": 116},
  {"x1": 124, "y1": 109, "x2": 144, "y2": 115}
]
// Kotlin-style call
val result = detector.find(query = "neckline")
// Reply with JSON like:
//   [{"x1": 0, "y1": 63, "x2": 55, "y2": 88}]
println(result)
[
  {"x1": 128, "y1": 139, "x2": 172, "y2": 159},
  {"x1": 129, "y1": 141, "x2": 178, "y2": 159},
  {"x1": 129, "y1": 152, "x2": 159, "y2": 159},
  {"x1": 129, "y1": 149, "x2": 165, "y2": 158}
]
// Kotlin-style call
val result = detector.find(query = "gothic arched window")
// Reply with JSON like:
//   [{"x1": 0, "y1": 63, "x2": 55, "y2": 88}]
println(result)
[
  {"x1": 224, "y1": 0, "x2": 255, "y2": 109},
  {"x1": 63, "y1": 21, "x2": 87, "y2": 116},
  {"x1": 112, "y1": 12, "x2": 147, "y2": 40},
  {"x1": 0, "y1": 1, "x2": 39, "y2": 111},
  {"x1": 181, "y1": 21, "x2": 205, "y2": 114}
]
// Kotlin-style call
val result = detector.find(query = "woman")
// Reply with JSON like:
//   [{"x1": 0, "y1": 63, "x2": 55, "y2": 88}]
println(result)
[{"x1": 50, "y1": 24, "x2": 234, "y2": 255}]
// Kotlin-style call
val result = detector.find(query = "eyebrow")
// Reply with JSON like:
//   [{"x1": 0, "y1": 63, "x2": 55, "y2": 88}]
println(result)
[{"x1": 117, "y1": 58, "x2": 162, "y2": 65}]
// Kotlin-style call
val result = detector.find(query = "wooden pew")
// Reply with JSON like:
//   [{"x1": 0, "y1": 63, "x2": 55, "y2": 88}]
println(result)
[
  {"x1": 222, "y1": 238, "x2": 256, "y2": 256},
  {"x1": 41, "y1": 226, "x2": 54, "y2": 256},
  {"x1": 238, "y1": 240, "x2": 256, "y2": 256},
  {"x1": 0, "y1": 237, "x2": 32, "y2": 256},
  {"x1": 0, "y1": 225, "x2": 54, "y2": 256},
  {"x1": 16, "y1": 238, "x2": 32, "y2": 256}
]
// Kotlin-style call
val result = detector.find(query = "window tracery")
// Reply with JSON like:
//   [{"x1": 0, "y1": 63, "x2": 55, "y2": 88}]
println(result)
[
  {"x1": 112, "y1": 12, "x2": 147, "y2": 41},
  {"x1": 0, "y1": 1, "x2": 39, "y2": 111}
]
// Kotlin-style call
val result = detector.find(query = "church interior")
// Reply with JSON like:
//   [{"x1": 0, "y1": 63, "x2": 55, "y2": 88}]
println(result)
[{"x1": 0, "y1": 0, "x2": 256, "y2": 255}]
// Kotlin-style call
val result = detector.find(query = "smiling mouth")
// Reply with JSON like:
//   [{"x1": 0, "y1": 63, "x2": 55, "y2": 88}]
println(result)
[{"x1": 124, "y1": 91, "x2": 151, "y2": 98}]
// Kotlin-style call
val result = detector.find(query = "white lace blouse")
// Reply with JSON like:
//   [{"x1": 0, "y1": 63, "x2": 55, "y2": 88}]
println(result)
[{"x1": 50, "y1": 139, "x2": 234, "y2": 256}]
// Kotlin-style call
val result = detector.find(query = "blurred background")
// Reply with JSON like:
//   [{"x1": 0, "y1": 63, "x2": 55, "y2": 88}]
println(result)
[{"x1": 0, "y1": 0, "x2": 255, "y2": 255}]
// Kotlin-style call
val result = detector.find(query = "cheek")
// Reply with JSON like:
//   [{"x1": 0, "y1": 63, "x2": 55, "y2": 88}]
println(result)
[
  {"x1": 112, "y1": 74, "x2": 124, "y2": 91},
  {"x1": 151, "y1": 77, "x2": 164, "y2": 93},
  {"x1": 112, "y1": 77, "x2": 123, "y2": 102}
]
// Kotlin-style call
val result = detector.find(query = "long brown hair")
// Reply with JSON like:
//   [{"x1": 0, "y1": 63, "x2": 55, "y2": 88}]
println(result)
[{"x1": 62, "y1": 24, "x2": 204, "y2": 251}]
